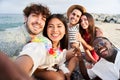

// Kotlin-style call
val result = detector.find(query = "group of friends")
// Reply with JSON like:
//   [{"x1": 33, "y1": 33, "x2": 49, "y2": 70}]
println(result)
[{"x1": 0, "y1": 2, "x2": 120, "y2": 80}]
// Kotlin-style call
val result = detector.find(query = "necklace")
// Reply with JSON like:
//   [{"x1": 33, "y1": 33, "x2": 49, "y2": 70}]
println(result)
[
  {"x1": 32, "y1": 37, "x2": 63, "y2": 58},
  {"x1": 49, "y1": 48, "x2": 63, "y2": 58}
]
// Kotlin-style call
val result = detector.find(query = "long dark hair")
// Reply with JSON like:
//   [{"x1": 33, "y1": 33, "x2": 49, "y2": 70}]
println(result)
[
  {"x1": 79, "y1": 12, "x2": 97, "y2": 45},
  {"x1": 43, "y1": 14, "x2": 68, "y2": 49}
]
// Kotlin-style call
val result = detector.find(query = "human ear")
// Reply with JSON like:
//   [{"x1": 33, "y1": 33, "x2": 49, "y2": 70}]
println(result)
[{"x1": 24, "y1": 16, "x2": 28, "y2": 23}]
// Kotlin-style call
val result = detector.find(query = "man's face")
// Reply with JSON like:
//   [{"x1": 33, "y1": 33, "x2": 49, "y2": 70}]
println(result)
[
  {"x1": 92, "y1": 38, "x2": 113, "y2": 59},
  {"x1": 25, "y1": 13, "x2": 46, "y2": 35},
  {"x1": 69, "y1": 9, "x2": 82, "y2": 26}
]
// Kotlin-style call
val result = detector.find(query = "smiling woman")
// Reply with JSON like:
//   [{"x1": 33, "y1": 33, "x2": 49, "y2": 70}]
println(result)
[{"x1": 15, "y1": 14, "x2": 71, "y2": 80}]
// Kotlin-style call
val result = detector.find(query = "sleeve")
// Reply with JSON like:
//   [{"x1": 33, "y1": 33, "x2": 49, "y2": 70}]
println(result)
[
  {"x1": 19, "y1": 42, "x2": 47, "y2": 75},
  {"x1": 0, "y1": 30, "x2": 21, "y2": 57},
  {"x1": 59, "y1": 64, "x2": 70, "y2": 74},
  {"x1": 0, "y1": 28, "x2": 28, "y2": 57},
  {"x1": 58, "y1": 50, "x2": 70, "y2": 74},
  {"x1": 87, "y1": 69, "x2": 97, "y2": 79}
]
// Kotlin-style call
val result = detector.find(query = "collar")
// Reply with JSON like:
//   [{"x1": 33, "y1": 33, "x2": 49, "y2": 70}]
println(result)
[{"x1": 21, "y1": 24, "x2": 43, "y2": 43}]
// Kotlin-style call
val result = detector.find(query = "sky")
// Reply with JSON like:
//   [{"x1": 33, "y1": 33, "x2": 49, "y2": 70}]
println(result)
[{"x1": 0, "y1": 0, "x2": 120, "y2": 14}]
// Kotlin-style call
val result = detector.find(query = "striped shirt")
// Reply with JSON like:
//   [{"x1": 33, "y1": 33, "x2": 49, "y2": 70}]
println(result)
[{"x1": 68, "y1": 24, "x2": 79, "y2": 43}]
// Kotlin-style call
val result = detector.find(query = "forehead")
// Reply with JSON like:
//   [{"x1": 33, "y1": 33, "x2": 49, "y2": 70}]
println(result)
[
  {"x1": 81, "y1": 15, "x2": 87, "y2": 19},
  {"x1": 93, "y1": 38, "x2": 109, "y2": 44},
  {"x1": 48, "y1": 18, "x2": 64, "y2": 26},
  {"x1": 71, "y1": 9, "x2": 82, "y2": 14}
]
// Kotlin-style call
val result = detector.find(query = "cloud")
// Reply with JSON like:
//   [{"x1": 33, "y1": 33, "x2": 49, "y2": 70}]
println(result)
[{"x1": 0, "y1": 0, "x2": 120, "y2": 14}]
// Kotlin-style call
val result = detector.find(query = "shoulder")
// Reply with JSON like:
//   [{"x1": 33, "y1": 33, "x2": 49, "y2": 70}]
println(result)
[
  {"x1": 42, "y1": 36, "x2": 51, "y2": 43},
  {"x1": 116, "y1": 50, "x2": 120, "y2": 59},
  {"x1": 23, "y1": 42, "x2": 45, "y2": 50},
  {"x1": 95, "y1": 27, "x2": 103, "y2": 37},
  {"x1": 63, "y1": 49, "x2": 67, "y2": 53},
  {"x1": 95, "y1": 27, "x2": 102, "y2": 32},
  {"x1": 19, "y1": 42, "x2": 46, "y2": 58}
]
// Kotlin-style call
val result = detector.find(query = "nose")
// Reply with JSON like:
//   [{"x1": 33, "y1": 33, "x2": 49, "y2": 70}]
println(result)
[
  {"x1": 81, "y1": 20, "x2": 85, "y2": 24},
  {"x1": 52, "y1": 26, "x2": 58, "y2": 32},
  {"x1": 37, "y1": 17, "x2": 42, "y2": 24},
  {"x1": 37, "y1": 14, "x2": 45, "y2": 24},
  {"x1": 73, "y1": 15, "x2": 78, "y2": 19},
  {"x1": 94, "y1": 42, "x2": 104, "y2": 51}
]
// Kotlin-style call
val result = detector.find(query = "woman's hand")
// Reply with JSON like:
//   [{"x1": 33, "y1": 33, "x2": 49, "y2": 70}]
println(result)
[
  {"x1": 73, "y1": 47, "x2": 82, "y2": 57},
  {"x1": 76, "y1": 32, "x2": 82, "y2": 42}
]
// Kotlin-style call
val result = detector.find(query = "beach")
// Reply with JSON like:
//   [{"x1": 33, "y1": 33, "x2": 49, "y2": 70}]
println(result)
[{"x1": 96, "y1": 22, "x2": 120, "y2": 48}]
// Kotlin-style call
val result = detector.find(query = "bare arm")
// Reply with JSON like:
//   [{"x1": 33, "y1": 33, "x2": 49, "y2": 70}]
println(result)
[
  {"x1": 76, "y1": 33, "x2": 97, "y2": 63},
  {"x1": 66, "y1": 48, "x2": 75, "y2": 61},
  {"x1": 73, "y1": 48, "x2": 90, "y2": 80},
  {"x1": 15, "y1": 55, "x2": 34, "y2": 74},
  {"x1": 0, "y1": 51, "x2": 34, "y2": 80},
  {"x1": 84, "y1": 49, "x2": 97, "y2": 64},
  {"x1": 76, "y1": 33, "x2": 93, "y2": 51}
]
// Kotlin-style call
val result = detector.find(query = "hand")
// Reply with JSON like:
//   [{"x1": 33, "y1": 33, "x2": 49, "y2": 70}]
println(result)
[
  {"x1": 76, "y1": 32, "x2": 82, "y2": 42},
  {"x1": 73, "y1": 47, "x2": 82, "y2": 57}
]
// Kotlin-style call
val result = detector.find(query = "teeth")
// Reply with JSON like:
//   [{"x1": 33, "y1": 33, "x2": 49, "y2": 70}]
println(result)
[
  {"x1": 52, "y1": 34, "x2": 59, "y2": 37},
  {"x1": 100, "y1": 48, "x2": 106, "y2": 53},
  {"x1": 72, "y1": 20, "x2": 75, "y2": 21},
  {"x1": 34, "y1": 25, "x2": 39, "y2": 28},
  {"x1": 71, "y1": 18, "x2": 75, "y2": 22},
  {"x1": 34, "y1": 26, "x2": 38, "y2": 28},
  {"x1": 33, "y1": 23, "x2": 41, "y2": 28}
]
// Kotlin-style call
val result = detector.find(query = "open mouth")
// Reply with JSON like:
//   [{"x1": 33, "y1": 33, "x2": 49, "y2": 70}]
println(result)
[
  {"x1": 99, "y1": 47, "x2": 107, "y2": 56},
  {"x1": 51, "y1": 33, "x2": 59, "y2": 38},
  {"x1": 100, "y1": 47, "x2": 106, "y2": 53},
  {"x1": 32, "y1": 23, "x2": 42, "y2": 29}
]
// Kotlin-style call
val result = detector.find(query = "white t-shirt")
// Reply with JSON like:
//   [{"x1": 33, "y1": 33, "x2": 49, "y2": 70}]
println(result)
[
  {"x1": 87, "y1": 50, "x2": 120, "y2": 80},
  {"x1": 19, "y1": 39, "x2": 69, "y2": 76}
]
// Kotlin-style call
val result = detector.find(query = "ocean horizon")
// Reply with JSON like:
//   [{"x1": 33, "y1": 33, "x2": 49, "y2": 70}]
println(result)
[
  {"x1": 0, "y1": 14, "x2": 24, "y2": 31},
  {"x1": 0, "y1": 13, "x2": 119, "y2": 31}
]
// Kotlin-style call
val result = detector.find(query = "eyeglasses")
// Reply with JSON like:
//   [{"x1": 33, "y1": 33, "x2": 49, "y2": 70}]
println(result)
[
  {"x1": 93, "y1": 41, "x2": 105, "y2": 51},
  {"x1": 93, "y1": 37, "x2": 112, "y2": 51}
]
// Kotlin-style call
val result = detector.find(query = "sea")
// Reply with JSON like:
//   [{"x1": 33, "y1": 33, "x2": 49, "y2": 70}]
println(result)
[{"x1": 0, "y1": 14, "x2": 24, "y2": 31}]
